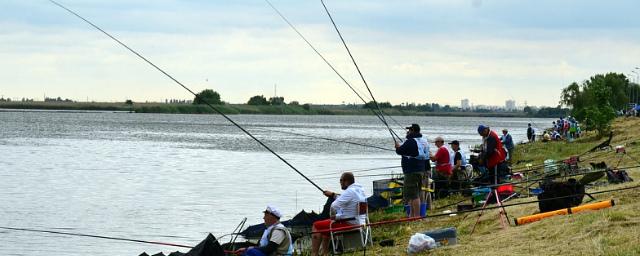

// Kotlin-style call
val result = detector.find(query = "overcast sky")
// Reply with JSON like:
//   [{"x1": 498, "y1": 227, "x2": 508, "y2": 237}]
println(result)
[{"x1": 1, "y1": 0, "x2": 639, "y2": 106}]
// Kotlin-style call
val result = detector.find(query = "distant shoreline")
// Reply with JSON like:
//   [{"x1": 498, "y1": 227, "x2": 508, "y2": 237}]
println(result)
[{"x1": 0, "y1": 101, "x2": 531, "y2": 117}]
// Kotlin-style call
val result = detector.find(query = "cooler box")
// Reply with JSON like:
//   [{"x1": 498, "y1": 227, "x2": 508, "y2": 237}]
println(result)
[
  {"x1": 422, "y1": 227, "x2": 457, "y2": 246},
  {"x1": 472, "y1": 188, "x2": 491, "y2": 205}
]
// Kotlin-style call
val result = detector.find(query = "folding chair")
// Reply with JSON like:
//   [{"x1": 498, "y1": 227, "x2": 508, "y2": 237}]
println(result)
[{"x1": 329, "y1": 202, "x2": 372, "y2": 254}]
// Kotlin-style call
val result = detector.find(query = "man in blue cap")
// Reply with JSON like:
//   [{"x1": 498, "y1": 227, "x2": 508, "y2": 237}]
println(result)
[{"x1": 477, "y1": 125, "x2": 508, "y2": 184}]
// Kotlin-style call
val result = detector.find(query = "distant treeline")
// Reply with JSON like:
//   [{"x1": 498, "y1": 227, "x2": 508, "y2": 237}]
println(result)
[
  {"x1": 0, "y1": 88, "x2": 568, "y2": 117},
  {"x1": 0, "y1": 101, "x2": 536, "y2": 117}
]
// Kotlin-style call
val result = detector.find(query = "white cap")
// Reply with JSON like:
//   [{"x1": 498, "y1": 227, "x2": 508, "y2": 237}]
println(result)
[{"x1": 263, "y1": 205, "x2": 283, "y2": 218}]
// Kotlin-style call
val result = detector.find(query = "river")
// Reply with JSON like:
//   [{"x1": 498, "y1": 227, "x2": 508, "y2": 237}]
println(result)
[{"x1": 0, "y1": 111, "x2": 552, "y2": 255}]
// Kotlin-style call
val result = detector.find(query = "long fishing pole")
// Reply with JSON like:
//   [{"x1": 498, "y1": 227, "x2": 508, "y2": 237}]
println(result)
[
  {"x1": 49, "y1": 0, "x2": 323, "y2": 192},
  {"x1": 448, "y1": 163, "x2": 640, "y2": 194},
  {"x1": 0, "y1": 226, "x2": 193, "y2": 249},
  {"x1": 310, "y1": 165, "x2": 401, "y2": 178},
  {"x1": 256, "y1": 127, "x2": 393, "y2": 152},
  {"x1": 263, "y1": 0, "x2": 402, "y2": 142},
  {"x1": 320, "y1": 0, "x2": 398, "y2": 143}
]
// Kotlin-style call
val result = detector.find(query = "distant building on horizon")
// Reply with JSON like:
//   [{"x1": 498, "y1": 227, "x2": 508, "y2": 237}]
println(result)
[
  {"x1": 461, "y1": 99, "x2": 470, "y2": 110},
  {"x1": 505, "y1": 100, "x2": 516, "y2": 111}
]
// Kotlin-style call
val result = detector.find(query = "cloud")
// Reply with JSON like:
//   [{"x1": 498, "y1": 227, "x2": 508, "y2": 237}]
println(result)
[{"x1": 1, "y1": 1, "x2": 639, "y2": 106}]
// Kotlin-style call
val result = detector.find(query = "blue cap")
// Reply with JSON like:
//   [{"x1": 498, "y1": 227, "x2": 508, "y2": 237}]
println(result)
[{"x1": 477, "y1": 125, "x2": 488, "y2": 134}]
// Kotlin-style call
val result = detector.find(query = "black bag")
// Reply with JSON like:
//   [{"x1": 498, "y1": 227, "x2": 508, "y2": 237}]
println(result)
[
  {"x1": 607, "y1": 169, "x2": 634, "y2": 184},
  {"x1": 537, "y1": 178, "x2": 585, "y2": 213}
]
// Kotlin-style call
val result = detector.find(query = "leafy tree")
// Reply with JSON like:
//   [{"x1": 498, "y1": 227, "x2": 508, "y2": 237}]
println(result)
[
  {"x1": 125, "y1": 99, "x2": 133, "y2": 105},
  {"x1": 523, "y1": 106, "x2": 535, "y2": 116},
  {"x1": 289, "y1": 101, "x2": 300, "y2": 106},
  {"x1": 193, "y1": 89, "x2": 222, "y2": 105},
  {"x1": 247, "y1": 95, "x2": 269, "y2": 105},
  {"x1": 560, "y1": 72, "x2": 626, "y2": 137},
  {"x1": 269, "y1": 96, "x2": 285, "y2": 105},
  {"x1": 302, "y1": 103, "x2": 311, "y2": 111},
  {"x1": 363, "y1": 101, "x2": 392, "y2": 109}
]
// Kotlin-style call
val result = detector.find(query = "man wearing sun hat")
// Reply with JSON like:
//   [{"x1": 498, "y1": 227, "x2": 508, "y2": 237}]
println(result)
[{"x1": 240, "y1": 205, "x2": 293, "y2": 256}]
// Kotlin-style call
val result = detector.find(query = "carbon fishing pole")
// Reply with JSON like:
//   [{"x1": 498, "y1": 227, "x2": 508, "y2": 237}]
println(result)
[
  {"x1": 264, "y1": 0, "x2": 403, "y2": 142},
  {"x1": 255, "y1": 127, "x2": 394, "y2": 152},
  {"x1": 0, "y1": 226, "x2": 194, "y2": 249},
  {"x1": 320, "y1": 0, "x2": 398, "y2": 143},
  {"x1": 49, "y1": 0, "x2": 323, "y2": 192},
  {"x1": 446, "y1": 163, "x2": 640, "y2": 194},
  {"x1": 310, "y1": 165, "x2": 402, "y2": 178}
]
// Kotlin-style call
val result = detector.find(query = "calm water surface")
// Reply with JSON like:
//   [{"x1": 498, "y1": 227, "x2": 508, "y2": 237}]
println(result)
[{"x1": 0, "y1": 112, "x2": 552, "y2": 255}]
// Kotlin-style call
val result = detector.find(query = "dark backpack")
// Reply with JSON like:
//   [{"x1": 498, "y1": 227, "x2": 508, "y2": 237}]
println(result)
[
  {"x1": 537, "y1": 178, "x2": 585, "y2": 213},
  {"x1": 607, "y1": 169, "x2": 634, "y2": 184}
]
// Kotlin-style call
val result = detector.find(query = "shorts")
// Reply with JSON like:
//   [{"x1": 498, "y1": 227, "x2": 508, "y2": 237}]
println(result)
[
  {"x1": 403, "y1": 172, "x2": 424, "y2": 201},
  {"x1": 312, "y1": 219, "x2": 354, "y2": 236}
]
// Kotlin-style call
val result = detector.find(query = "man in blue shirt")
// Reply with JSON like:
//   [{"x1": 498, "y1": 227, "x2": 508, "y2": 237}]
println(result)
[
  {"x1": 501, "y1": 129, "x2": 515, "y2": 163},
  {"x1": 394, "y1": 124, "x2": 429, "y2": 217}
]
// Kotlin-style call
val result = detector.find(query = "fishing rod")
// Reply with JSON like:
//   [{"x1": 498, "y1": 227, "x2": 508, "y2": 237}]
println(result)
[
  {"x1": 313, "y1": 172, "x2": 404, "y2": 180},
  {"x1": 448, "y1": 163, "x2": 640, "y2": 194},
  {"x1": 511, "y1": 148, "x2": 621, "y2": 175},
  {"x1": 309, "y1": 165, "x2": 402, "y2": 178},
  {"x1": 263, "y1": 0, "x2": 403, "y2": 142},
  {"x1": 320, "y1": 0, "x2": 398, "y2": 143},
  {"x1": 0, "y1": 226, "x2": 193, "y2": 249},
  {"x1": 49, "y1": 0, "x2": 323, "y2": 192},
  {"x1": 313, "y1": 183, "x2": 640, "y2": 234},
  {"x1": 255, "y1": 127, "x2": 394, "y2": 152}
]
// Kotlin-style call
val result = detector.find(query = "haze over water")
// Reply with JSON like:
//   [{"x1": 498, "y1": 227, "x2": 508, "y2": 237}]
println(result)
[{"x1": 0, "y1": 112, "x2": 551, "y2": 255}]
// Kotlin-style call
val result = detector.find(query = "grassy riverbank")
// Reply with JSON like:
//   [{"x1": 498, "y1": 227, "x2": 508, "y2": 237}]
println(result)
[
  {"x1": 357, "y1": 117, "x2": 640, "y2": 255},
  {"x1": 0, "y1": 101, "x2": 527, "y2": 117}
]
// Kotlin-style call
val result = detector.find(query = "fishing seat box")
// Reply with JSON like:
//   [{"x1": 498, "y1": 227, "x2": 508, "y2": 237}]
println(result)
[{"x1": 421, "y1": 227, "x2": 457, "y2": 246}]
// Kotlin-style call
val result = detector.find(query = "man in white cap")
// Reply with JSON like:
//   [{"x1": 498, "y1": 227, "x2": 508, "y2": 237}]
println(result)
[{"x1": 239, "y1": 205, "x2": 293, "y2": 256}]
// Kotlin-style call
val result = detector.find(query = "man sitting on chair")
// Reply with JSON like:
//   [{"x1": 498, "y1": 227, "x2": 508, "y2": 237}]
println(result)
[{"x1": 311, "y1": 172, "x2": 366, "y2": 256}]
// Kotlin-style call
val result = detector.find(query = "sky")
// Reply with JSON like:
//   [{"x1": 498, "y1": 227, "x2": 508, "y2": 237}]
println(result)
[{"x1": 1, "y1": 0, "x2": 639, "y2": 107}]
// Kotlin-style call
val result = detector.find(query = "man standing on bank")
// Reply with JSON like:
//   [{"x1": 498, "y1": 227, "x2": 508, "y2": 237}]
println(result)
[
  {"x1": 394, "y1": 124, "x2": 429, "y2": 217},
  {"x1": 501, "y1": 129, "x2": 515, "y2": 164}
]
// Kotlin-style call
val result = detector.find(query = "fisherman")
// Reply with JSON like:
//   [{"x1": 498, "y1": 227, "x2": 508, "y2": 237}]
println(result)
[
  {"x1": 239, "y1": 205, "x2": 293, "y2": 256},
  {"x1": 527, "y1": 123, "x2": 535, "y2": 142},
  {"x1": 429, "y1": 136, "x2": 452, "y2": 197},
  {"x1": 311, "y1": 172, "x2": 366, "y2": 256},
  {"x1": 448, "y1": 140, "x2": 468, "y2": 190},
  {"x1": 394, "y1": 124, "x2": 429, "y2": 217},
  {"x1": 501, "y1": 129, "x2": 515, "y2": 163},
  {"x1": 477, "y1": 125, "x2": 508, "y2": 184}
]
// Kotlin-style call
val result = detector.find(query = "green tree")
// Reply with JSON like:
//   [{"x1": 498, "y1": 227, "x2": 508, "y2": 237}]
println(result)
[
  {"x1": 560, "y1": 72, "x2": 624, "y2": 137},
  {"x1": 193, "y1": 89, "x2": 222, "y2": 105},
  {"x1": 363, "y1": 101, "x2": 392, "y2": 109},
  {"x1": 523, "y1": 106, "x2": 535, "y2": 116},
  {"x1": 247, "y1": 95, "x2": 269, "y2": 105},
  {"x1": 269, "y1": 96, "x2": 285, "y2": 105}
]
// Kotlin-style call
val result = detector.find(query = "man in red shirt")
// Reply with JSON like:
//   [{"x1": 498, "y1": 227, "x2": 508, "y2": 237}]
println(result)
[
  {"x1": 430, "y1": 136, "x2": 453, "y2": 198},
  {"x1": 430, "y1": 136, "x2": 452, "y2": 177}
]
